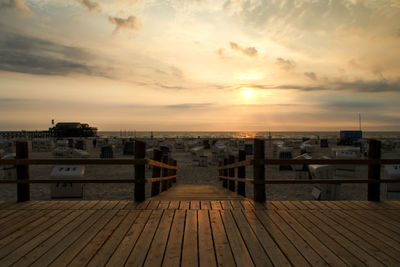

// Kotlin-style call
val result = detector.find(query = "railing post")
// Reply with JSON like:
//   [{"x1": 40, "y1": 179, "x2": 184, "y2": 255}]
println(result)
[
  {"x1": 151, "y1": 149, "x2": 162, "y2": 197},
  {"x1": 238, "y1": 150, "x2": 246, "y2": 196},
  {"x1": 222, "y1": 158, "x2": 228, "y2": 188},
  {"x1": 16, "y1": 140, "x2": 30, "y2": 202},
  {"x1": 368, "y1": 139, "x2": 381, "y2": 201},
  {"x1": 254, "y1": 139, "x2": 266, "y2": 202},
  {"x1": 168, "y1": 158, "x2": 174, "y2": 188},
  {"x1": 228, "y1": 155, "x2": 235, "y2": 192},
  {"x1": 161, "y1": 155, "x2": 169, "y2": 192},
  {"x1": 134, "y1": 140, "x2": 146, "y2": 202}
]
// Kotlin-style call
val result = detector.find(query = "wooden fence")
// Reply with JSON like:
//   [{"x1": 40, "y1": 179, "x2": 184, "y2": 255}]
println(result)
[
  {"x1": 218, "y1": 139, "x2": 400, "y2": 202},
  {"x1": 0, "y1": 140, "x2": 177, "y2": 202}
]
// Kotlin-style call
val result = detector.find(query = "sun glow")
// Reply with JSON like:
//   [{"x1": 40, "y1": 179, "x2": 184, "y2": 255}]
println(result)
[{"x1": 242, "y1": 88, "x2": 253, "y2": 99}]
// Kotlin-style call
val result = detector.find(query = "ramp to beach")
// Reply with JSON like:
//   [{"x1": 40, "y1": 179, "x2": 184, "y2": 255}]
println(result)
[{"x1": 0, "y1": 193, "x2": 399, "y2": 266}]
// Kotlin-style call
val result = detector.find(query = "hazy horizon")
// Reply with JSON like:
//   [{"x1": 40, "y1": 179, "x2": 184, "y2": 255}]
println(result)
[{"x1": 1, "y1": 0, "x2": 400, "y2": 131}]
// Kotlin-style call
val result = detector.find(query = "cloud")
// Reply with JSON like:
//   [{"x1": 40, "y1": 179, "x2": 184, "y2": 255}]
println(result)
[
  {"x1": 164, "y1": 103, "x2": 214, "y2": 109},
  {"x1": 0, "y1": 28, "x2": 109, "y2": 77},
  {"x1": 108, "y1": 16, "x2": 140, "y2": 34},
  {"x1": 0, "y1": 0, "x2": 32, "y2": 17},
  {"x1": 276, "y1": 57, "x2": 295, "y2": 71},
  {"x1": 216, "y1": 48, "x2": 230, "y2": 61},
  {"x1": 229, "y1": 42, "x2": 258, "y2": 57},
  {"x1": 240, "y1": 78, "x2": 400, "y2": 93},
  {"x1": 77, "y1": 0, "x2": 100, "y2": 12},
  {"x1": 304, "y1": 72, "x2": 317, "y2": 81}
]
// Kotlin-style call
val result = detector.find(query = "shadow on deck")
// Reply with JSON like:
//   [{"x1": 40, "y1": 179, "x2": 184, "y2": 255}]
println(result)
[{"x1": 0, "y1": 186, "x2": 399, "y2": 266}]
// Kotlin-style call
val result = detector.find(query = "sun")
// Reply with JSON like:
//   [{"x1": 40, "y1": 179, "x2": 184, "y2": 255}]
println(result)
[{"x1": 242, "y1": 88, "x2": 253, "y2": 99}]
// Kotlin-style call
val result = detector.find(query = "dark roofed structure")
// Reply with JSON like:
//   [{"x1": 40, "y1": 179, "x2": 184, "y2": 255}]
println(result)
[{"x1": 49, "y1": 122, "x2": 97, "y2": 137}]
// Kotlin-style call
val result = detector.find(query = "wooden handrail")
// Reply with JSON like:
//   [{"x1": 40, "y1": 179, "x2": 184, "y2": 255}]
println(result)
[
  {"x1": 146, "y1": 159, "x2": 178, "y2": 170},
  {"x1": 219, "y1": 176, "x2": 400, "y2": 184},
  {"x1": 0, "y1": 140, "x2": 178, "y2": 202},
  {"x1": 218, "y1": 158, "x2": 400, "y2": 169},
  {"x1": 0, "y1": 176, "x2": 177, "y2": 184}
]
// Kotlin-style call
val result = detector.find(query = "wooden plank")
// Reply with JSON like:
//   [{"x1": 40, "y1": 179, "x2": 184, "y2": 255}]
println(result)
[
  {"x1": 219, "y1": 210, "x2": 254, "y2": 266},
  {"x1": 125, "y1": 210, "x2": 164, "y2": 266},
  {"x1": 265, "y1": 201, "x2": 277, "y2": 210},
  {"x1": 231, "y1": 209, "x2": 273, "y2": 266},
  {"x1": 241, "y1": 200, "x2": 254, "y2": 210},
  {"x1": 31, "y1": 210, "x2": 108, "y2": 267},
  {"x1": 280, "y1": 201, "x2": 299, "y2": 210},
  {"x1": 289, "y1": 201, "x2": 309, "y2": 210},
  {"x1": 168, "y1": 200, "x2": 180, "y2": 210},
  {"x1": 254, "y1": 210, "x2": 310, "y2": 267},
  {"x1": 92, "y1": 201, "x2": 110, "y2": 210},
  {"x1": 358, "y1": 209, "x2": 400, "y2": 233},
  {"x1": 0, "y1": 210, "x2": 84, "y2": 266},
  {"x1": 181, "y1": 210, "x2": 198, "y2": 267},
  {"x1": 267, "y1": 210, "x2": 327, "y2": 266},
  {"x1": 147, "y1": 201, "x2": 160, "y2": 209},
  {"x1": 342, "y1": 209, "x2": 400, "y2": 237},
  {"x1": 114, "y1": 200, "x2": 130, "y2": 210},
  {"x1": 209, "y1": 210, "x2": 236, "y2": 266},
  {"x1": 49, "y1": 210, "x2": 119, "y2": 266},
  {"x1": 242, "y1": 210, "x2": 291, "y2": 266},
  {"x1": 211, "y1": 201, "x2": 222, "y2": 210},
  {"x1": 230, "y1": 200, "x2": 244, "y2": 209},
  {"x1": 277, "y1": 210, "x2": 346, "y2": 266},
  {"x1": 270, "y1": 201, "x2": 288, "y2": 210},
  {"x1": 123, "y1": 201, "x2": 138, "y2": 210},
  {"x1": 301, "y1": 201, "x2": 320, "y2": 210},
  {"x1": 311, "y1": 210, "x2": 393, "y2": 266},
  {"x1": 190, "y1": 201, "x2": 200, "y2": 210},
  {"x1": 179, "y1": 201, "x2": 190, "y2": 210},
  {"x1": 200, "y1": 200, "x2": 211, "y2": 210},
  {"x1": 157, "y1": 201, "x2": 170, "y2": 210},
  {"x1": 86, "y1": 210, "x2": 140, "y2": 267},
  {"x1": 220, "y1": 200, "x2": 232, "y2": 210},
  {"x1": 308, "y1": 201, "x2": 330, "y2": 210},
  {"x1": 104, "y1": 210, "x2": 151, "y2": 266},
  {"x1": 0, "y1": 209, "x2": 71, "y2": 260},
  {"x1": 0, "y1": 210, "x2": 46, "y2": 241},
  {"x1": 142, "y1": 210, "x2": 175, "y2": 267},
  {"x1": 296, "y1": 210, "x2": 377, "y2": 266},
  {"x1": 0, "y1": 210, "x2": 62, "y2": 249},
  {"x1": 329, "y1": 210, "x2": 400, "y2": 258},
  {"x1": 0, "y1": 209, "x2": 37, "y2": 231},
  {"x1": 13, "y1": 210, "x2": 96, "y2": 266},
  {"x1": 135, "y1": 200, "x2": 150, "y2": 210},
  {"x1": 198, "y1": 210, "x2": 217, "y2": 267},
  {"x1": 102, "y1": 201, "x2": 119, "y2": 210},
  {"x1": 162, "y1": 210, "x2": 186, "y2": 267},
  {"x1": 68, "y1": 210, "x2": 130, "y2": 266}
]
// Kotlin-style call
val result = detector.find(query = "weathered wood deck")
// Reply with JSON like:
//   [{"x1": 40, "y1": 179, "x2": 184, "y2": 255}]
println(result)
[{"x1": 0, "y1": 186, "x2": 399, "y2": 266}]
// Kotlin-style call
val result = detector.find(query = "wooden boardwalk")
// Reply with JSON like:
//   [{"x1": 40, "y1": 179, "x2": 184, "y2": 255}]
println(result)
[{"x1": 0, "y1": 187, "x2": 399, "y2": 266}]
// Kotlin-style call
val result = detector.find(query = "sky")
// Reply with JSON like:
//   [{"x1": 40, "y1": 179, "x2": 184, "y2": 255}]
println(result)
[{"x1": 0, "y1": 0, "x2": 400, "y2": 131}]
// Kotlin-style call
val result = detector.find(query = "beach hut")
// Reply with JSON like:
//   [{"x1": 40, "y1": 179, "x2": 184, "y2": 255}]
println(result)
[
  {"x1": 50, "y1": 165, "x2": 85, "y2": 198},
  {"x1": 74, "y1": 140, "x2": 86, "y2": 150},
  {"x1": 32, "y1": 138, "x2": 53, "y2": 152},
  {"x1": 244, "y1": 144, "x2": 253, "y2": 155},
  {"x1": 292, "y1": 153, "x2": 311, "y2": 179},
  {"x1": 100, "y1": 145, "x2": 114, "y2": 158},
  {"x1": 123, "y1": 141, "x2": 135, "y2": 155},
  {"x1": 384, "y1": 165, "x2": 400, "y2": 200},
  {"x1": 309, "y1": 164, "x2": 339, "y2": 200},
  {"x1": 332, "y1": 147, "x2": 359, "y2": 177},
  {"x1": 1, "y1": 154, "x2": 16, "y2": 179},
  {"x1": 174, "y1": 139, "x2": 185, "y2": 152},
  {"x1": 0, "y1": 140, "x2": 14, "y2": 153},
  {"x1": 320, "y1": 139, "x2": 329, "y2": 148},
  {"x1": 159, "y1": 143, "x2": 171, "y2": 155}
]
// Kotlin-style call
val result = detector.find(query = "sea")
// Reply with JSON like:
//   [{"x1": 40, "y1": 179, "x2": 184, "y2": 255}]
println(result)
[{"x1": 99, "y1": 131, "x2": 400, "y2": 139}]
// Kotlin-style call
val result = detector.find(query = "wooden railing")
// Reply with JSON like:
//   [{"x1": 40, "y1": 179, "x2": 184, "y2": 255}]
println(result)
[
  {"x1": 0, "y1": 140, "x2": 177, "y2": 202},
  {"x1": 218, "y1": 139, "x2": 400, "y2": 202}
]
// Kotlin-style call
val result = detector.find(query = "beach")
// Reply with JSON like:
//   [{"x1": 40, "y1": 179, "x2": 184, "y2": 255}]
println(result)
[{"x1": 1, "y1": 136, "x2": 399, "y2": 201}]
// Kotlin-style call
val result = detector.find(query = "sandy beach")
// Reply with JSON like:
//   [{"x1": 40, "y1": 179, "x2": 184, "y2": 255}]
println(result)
[{"x1": 1, "y1": 137, "x2": 399, "y2": 201}]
